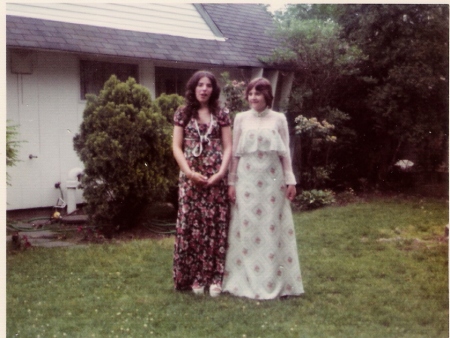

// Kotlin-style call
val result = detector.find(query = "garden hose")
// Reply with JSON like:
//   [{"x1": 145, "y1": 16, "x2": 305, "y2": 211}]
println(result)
[
  {"x1": 7, "y1": 216, "x2": 176, "y2": 235},
  {"x1": 6, "y1": 217, "x2": 95, "y2": 233},
  {"x1": 143, "y1": 220, "x2": 176, "y2": 234}
]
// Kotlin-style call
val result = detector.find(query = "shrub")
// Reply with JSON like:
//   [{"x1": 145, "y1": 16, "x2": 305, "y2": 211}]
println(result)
[
  {"x1": 152, "y1": 92, "x2": 185, "y2": 210},
  {"x1": 294, "y1": 189, "x2": 336, "y2": 210},
  {"x1": 6, "y1": 121, "x2": 22, "y2": 185},
  {"x1": 294, "y1": 113, "x2": 338, "y2": 190},
  {"x1": 220, "y1": 72, "x2": 248, "y2": 121},
  {"x1": 334, "y1": 188, "x2": 361, "y2": 205},
  {"x1": 153, "y1": 93, "x2": 185, "y2": 124},
  {"x1": 73, "y1": 75, "x2": 174, "y2": 229}
]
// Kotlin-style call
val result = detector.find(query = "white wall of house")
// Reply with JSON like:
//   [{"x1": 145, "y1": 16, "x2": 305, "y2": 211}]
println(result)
[
  {"x1": 7, "y1": 49, "x2": 85, "y2": 210},
  {"x1": 6, "y1": 49, "x2": 161, "y2": 210},
  {"x1": 6, "y1": 3, "x2": 223, "y2": 41}
]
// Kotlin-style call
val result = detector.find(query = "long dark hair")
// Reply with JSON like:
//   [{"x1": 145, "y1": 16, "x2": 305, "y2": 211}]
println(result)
[{"x1": 181, "y1": 70, "x2": 221, "y2": 123}]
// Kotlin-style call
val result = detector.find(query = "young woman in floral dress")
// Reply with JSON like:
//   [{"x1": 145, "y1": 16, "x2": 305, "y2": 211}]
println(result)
[
  {"x1": 172, "y1": 70, "x2": 232, "y2": 297},
  {"x1": 223, "y1": 77, "x2": 304, "y2": 300}
]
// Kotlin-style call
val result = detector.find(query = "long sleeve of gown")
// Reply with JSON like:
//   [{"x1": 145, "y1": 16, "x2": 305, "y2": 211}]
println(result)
[
  {"x1": 278, "y1": 114, "x2": 297, "y2": 185},
  {"x1": 228, "y1": 114, "x2": 242, "y2": 186}
]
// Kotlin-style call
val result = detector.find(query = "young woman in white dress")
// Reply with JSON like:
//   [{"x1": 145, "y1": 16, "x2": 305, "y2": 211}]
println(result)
[{"x1": 222, "y1": 77, "x2": 304, "y2": 300}]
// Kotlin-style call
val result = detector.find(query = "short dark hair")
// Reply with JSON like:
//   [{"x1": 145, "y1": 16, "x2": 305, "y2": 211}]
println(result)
[{"x1": 245, "y1": 77, "x2": 274, "y2": 108}]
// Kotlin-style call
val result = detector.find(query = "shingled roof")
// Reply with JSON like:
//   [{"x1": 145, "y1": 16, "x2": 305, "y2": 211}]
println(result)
[{"x1": 6, "y1": 3, "x2": 279, "y2": 68}]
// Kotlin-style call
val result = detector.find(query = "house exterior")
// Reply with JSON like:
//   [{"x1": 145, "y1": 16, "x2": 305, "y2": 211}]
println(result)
[{"x1": 6, "y1": 3, "x2": 294, "y2": 211}]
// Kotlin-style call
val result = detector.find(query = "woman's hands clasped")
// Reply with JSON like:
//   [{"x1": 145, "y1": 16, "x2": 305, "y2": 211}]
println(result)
[
  {"x1": 188, "y1": 171, "x2": 224, "y2": 187},
  {"x1": 188, "y1": 171, "x2": 208, "y2": 186},
  {"x1": 206, "y1": 173, "x2": 223, "y2": 187}
]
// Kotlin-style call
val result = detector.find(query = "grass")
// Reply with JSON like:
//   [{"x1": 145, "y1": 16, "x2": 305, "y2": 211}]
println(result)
[{"x1": 6, "y1": 195, "x2": 449, "y2": 337}]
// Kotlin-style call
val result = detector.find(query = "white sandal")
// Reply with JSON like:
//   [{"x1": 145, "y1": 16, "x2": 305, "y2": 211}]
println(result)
[
  {"x1": 209, "y1": 284, "x2": 222, "y2": 298},
  {"x1": 192, "y1": 282, "x2": 205, "y2": 295}
]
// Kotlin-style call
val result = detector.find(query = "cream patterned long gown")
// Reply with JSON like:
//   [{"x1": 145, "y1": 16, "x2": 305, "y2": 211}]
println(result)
[{"x1": 222, "y1": 108, "x2": 304, "y2": 300}]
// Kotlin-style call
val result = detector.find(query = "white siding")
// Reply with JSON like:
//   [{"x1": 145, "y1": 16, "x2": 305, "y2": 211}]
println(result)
[
  {"x1": 6, "y1": 3, "x2": 223, "y2": 40},
  {"x1": 7, "y1": 50, "x2": 85, "y2": 210},
  {"x1": 6, "y1": 49, "x2": 165, "y2": 210}
]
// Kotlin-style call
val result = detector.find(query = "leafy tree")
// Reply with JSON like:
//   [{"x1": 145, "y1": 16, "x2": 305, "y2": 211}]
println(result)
[
  {"x1": 270, "y1": 4, "x2": 448, "y2": 191},
  {"x1": 336, "y1": 4, "x2": 449, "y2": 184},
  {"x1": 266, "y1": 6, "x2": 364, "y2": 190},
  {"x1": 73, "y1": 75, "x2": 174, "y2": 229}
]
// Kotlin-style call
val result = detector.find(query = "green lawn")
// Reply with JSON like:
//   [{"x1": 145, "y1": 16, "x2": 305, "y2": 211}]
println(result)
[{"x1": 6, "y1": 196, "x2": 448, "y2": 337}]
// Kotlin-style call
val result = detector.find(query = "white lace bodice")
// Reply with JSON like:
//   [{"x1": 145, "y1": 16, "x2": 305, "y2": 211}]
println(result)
[{"x1": 228, "y1": 108, "x2": 296, "y2": 185}]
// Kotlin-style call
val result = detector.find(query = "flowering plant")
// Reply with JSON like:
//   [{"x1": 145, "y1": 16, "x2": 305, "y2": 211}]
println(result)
[
  {"x1": 220, "y1": 72, "x2": 248, "y2": 121},
  {"x1": 295, "y1": 115, "x2": 336, "y2": 142}
]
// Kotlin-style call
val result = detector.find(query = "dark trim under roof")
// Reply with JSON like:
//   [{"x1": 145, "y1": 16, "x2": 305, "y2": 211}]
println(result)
[{"x1": 6, "y1": 4, "x2": 280, "y2": 68}]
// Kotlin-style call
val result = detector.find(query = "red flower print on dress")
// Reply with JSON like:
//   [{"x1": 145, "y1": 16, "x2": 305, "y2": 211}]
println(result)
[
  {"x1": 270, "y1": 196, "x2": 276, "y2": 204},
  {"x1": 172, "y1": 109, "x2": 231, "y2": 291},
  {"x1": 243, "y1": 248, "x2": 248, "y2": 255},
  {"x1": 257, "y1": 151, "x2": 264, "y2": 159},
  {"x1": 288, "y1": 229, "x2": 294, "y2": 236},
  {"x1": 255, "y1": 237, "x2": 261, "y2": 244},
  {"x1": 267, "y1": 282, "x2": 274, "y2": 290},
  {"x1": 243, "y1": 219, "x2": 249, "y2": 227},
  {"x1": 269, "y1": 224, "x2": 276, "y2": 232},
  {"x1": 246, "y1": 163, "x2": 251, "y2": 170},
  {"x1": 257, "y1": 181, "x2": 263, "y2": 188},
  {"x1": 245, "y1": 191, "x2": 250, "y2": 198},
  {"x1": 287, "y1": 257, "x2": 293, "y2": 264},
  {"x1": 268, "y1": 253, "x2": 275, "y2": 260},
  {"x1": 256, "y1": 208, "x2": 262, "y2": 216},
  {"x1": 254, "y1": 265, "x2": 260, "y2": 272}
]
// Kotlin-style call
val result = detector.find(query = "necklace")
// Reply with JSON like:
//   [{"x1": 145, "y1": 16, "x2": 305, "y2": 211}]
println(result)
[{"x1": 192, "y1": 114, "x2": 215, "y2": 157}]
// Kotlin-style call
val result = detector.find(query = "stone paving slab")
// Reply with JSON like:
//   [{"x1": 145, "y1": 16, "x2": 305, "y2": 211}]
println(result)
[
  {"x1": 19, "y1": 230, "x2": 58, "y2": 239},
  {"x1": 7, "y1": 230, "x2": 82, "y2": 248}
]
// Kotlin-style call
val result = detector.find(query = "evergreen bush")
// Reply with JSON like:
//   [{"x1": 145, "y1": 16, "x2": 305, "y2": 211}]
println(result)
[
  {"x1": 6, "y1": 121, "x2": 23, "y2": 185},
  {"x1": 73, "y1": 76, "x2": 175, "y2": 229},
  {"x1": 153, "y1": 93, "x2": 185, "y2": 124}
]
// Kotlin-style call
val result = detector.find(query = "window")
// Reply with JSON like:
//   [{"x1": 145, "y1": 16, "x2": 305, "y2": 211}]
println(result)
[
  {"x1": 80, "y1": 60, "x2": 139, "y2": 99},
  {"x1": 155, "y1": 67, "x2": 196, "y2": 97}
]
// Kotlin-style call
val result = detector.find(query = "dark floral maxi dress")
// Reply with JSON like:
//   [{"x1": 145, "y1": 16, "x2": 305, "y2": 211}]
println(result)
[{"x1": 173, "y1": 108, "x2": 231, "y2": 290}]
